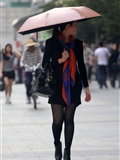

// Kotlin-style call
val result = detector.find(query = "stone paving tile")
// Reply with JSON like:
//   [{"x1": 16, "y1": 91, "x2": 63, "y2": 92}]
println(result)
[{"x1": 85, "y1": 156, "x2": 119, "y2": 160}]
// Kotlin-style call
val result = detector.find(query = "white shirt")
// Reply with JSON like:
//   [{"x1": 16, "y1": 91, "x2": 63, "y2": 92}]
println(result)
[{"x1": 94, "y1": 47, "x2": 110, "y2": 65}]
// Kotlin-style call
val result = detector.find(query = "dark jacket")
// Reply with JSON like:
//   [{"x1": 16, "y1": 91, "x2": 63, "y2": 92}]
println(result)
[{"x1": 42, "y1": 36, "x2": 89, "y2": 106}]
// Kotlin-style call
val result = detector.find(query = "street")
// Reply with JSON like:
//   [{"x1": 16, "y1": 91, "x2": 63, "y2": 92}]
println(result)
[{"x1": 0, "y1": 81, "x2": 119, "y2": 160}]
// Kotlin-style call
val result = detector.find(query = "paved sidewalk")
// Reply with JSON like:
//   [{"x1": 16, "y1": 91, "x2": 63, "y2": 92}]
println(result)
[{"x1": 0, "y1": 81, "x2": 119, "y2": 160}]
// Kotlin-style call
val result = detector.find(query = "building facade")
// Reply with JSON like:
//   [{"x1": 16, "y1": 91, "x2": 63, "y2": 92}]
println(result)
[{"x1": 0, "y1": 0, "x2": 52, "y2": 49}]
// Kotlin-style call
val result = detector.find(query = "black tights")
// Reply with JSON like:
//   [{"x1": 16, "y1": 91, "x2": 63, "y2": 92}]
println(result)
[{"x1": 51, "y1": 104, "x2": 77, "y2": 152}]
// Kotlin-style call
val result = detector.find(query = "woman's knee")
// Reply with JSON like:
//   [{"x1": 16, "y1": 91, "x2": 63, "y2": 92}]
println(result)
[
  {"x1": 65, "y1": 118, "x2": 74, "y2": 125},
  {"x1": 7, "y1": 80, "x2": 13, "y2": 88},
  {"x1": 51, "y1": 104, "x2": 64, "y2": 125},
  {"x1": 5, "y1": 82, "x2": 9, "y2": 89},
  {"x1": 64, "y1": 105, "x2": 76, "y2": 124},
  {"x1": 4, "y1": 78, "x2": 9, "y2": 86},
  {"x1": 53, "y1": 118, "x2": 63, "y2": 126}
]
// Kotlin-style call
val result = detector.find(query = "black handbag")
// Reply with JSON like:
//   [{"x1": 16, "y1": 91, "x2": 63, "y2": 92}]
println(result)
[
  {"x1": 30, "y1": 62, "x2": 56, "y2": 97},
  {"x1": 0, "y1": 77, "x2": 5, "y2": 91}
]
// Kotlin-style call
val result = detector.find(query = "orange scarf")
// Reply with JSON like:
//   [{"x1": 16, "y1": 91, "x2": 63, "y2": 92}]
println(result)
[{"x1": 57, "y1": 33, "x2": 76, "y2": 106}]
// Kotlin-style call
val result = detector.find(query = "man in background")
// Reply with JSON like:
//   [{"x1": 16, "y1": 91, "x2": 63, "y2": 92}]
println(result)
[
  {"x1": 94, "y1": 41, "x2": 110, "y2": 89},
  {"x1": 83, "y1": 40, "x2": 94, "y2": 83},
  {"x1": 20, "y1": 38, "x2": 42, "y2": 104}
]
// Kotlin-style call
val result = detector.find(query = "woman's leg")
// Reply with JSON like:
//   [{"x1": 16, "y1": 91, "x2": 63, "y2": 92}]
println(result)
[
  {"x1": 4, "y1": 77, "x2": 9, "y2": 97},
  {"x1": 4, "y1": 77, "x2": 13, "y2": 103},
  {"x1": 64, "y1": 104, "x2": 77, "y2": 152},
  {"x1": 4, "y1": 78, "x2": 13, "y2": 103},
  {"x1": 51, "y1": 104, "x2": 64, "y2": 146},
  {"x1": 51, "y1": 104, "x2": 64, "y2": 160},
  {"x1": 8, "y1": 79, "x2": 13, "y2": 102}
]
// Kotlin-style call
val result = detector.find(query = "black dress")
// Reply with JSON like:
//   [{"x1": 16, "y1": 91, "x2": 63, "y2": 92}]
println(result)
[{"x1": 42, "y1": 36, "x2": 89, "y2": 107}]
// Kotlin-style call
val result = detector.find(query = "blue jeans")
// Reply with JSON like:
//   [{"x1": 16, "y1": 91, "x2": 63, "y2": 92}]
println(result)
[{"x1": 96, "y1": 65, "x2": 108, "y2": 88}]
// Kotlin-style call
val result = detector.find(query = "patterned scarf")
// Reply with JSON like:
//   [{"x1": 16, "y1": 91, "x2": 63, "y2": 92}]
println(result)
[{"x1": 57, "y1": 33, "x2": 76, "y2": 106}]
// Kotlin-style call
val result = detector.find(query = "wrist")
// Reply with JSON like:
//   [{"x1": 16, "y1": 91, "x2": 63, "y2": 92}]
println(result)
[
  {"x1": 58, "y1": 57, "x2": 65, "y2": 64},
  {"x1": 84, "y1": 87, "x2": 89, "y2": 91}
]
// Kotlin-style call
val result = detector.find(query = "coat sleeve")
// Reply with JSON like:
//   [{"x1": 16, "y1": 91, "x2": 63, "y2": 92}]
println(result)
[
  {"x1": 42, "y1": 39, "x2": 52, "y2": 68},
  {"x1": 42, "y1": 37, "x2": 60, "y2": 68},
  {"x1": 76, "y1": 40, "x2": 89, "y2": 88}
]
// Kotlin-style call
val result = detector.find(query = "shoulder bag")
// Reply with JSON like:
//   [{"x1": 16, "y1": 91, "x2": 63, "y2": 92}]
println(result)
[{"x1": 30, "y1": 62, "x2": 56, "y2": 97}]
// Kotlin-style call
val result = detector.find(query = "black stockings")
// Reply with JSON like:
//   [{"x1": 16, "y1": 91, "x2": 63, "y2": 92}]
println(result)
[{"x1": 51, "y1": 104, "x2": 77, "y2": 151}]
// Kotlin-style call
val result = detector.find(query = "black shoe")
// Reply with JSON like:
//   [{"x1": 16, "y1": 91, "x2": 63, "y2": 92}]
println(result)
[
  {"x1": 63, "y1": 149, "x2": 71, "y2": 160},
  {"x1": 55, "y1": 142, "x2": 62, "y2": 160}
]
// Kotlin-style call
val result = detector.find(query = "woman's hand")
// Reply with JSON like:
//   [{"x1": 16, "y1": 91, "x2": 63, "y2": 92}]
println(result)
[
  {"x1": 58, "y1": 49, "x2": 69, "y2": 64},
  {"x1": 62, "y1": 49, "x2": 69, "y2": 62},
  {"x1": 0, "y1": 61, "x2": 3, "y2": 78},
  {"x1": 84, "y1": 87, "x2": 91, "y2": 102}
]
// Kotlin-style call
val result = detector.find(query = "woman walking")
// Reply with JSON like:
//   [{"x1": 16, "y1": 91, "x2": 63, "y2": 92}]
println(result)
[
  {"x1": 42, "y1": 21, "x2": 91, "y2": 160},
  {"x1": 0, "y1": 43, "x2": 21, "y2": 104}
]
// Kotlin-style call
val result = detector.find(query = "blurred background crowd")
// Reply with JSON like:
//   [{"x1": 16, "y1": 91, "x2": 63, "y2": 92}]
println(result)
[{"x1": 0, "y1": 0, "x2": 120, "y2": 94}]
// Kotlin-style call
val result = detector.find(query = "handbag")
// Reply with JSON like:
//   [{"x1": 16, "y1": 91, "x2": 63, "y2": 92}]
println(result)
[
  {"x1": 0, "y1": 77, "x2": 5, "y2": 91},
  {"x1": 30, "y1": 62, "x2": 56, "y2": 97}
]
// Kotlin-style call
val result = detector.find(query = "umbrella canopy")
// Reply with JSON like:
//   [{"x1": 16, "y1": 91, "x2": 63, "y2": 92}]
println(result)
[
  {"x1": 12, "y1": 12, "x2": 40, "y2": 31},
  {"x1": 18, "y1": 6, "x2": 101, "y2": 35}
]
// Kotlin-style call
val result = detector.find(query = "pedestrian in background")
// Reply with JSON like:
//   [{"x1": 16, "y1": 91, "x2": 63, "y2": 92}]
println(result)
[
  {"x1": 20, "y1": 37, "x2": 43, "y2": 104},
  {"x1": 94, "y1": 41, "x2": 110, "y2": 89},
  {"x1": 42, "y1": 21, "x2": 91, "y2": 160},
  {"x1": 14, "y1": 48, "x2": 23, "y2": 84},
  {"x1": 109, "y1": 43, "x2": 120, "y2": 88},
  {"x1": 83, "y1": 40, "x2": 94, "y2": 83},
  {"x1": 0, "y1": 43, "x2": 21, "y2": 104}
]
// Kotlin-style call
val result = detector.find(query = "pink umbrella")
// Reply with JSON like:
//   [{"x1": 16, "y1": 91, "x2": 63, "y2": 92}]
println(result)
[{"x1": 18, "y1": 6, "x2": 101, "y2": 35}]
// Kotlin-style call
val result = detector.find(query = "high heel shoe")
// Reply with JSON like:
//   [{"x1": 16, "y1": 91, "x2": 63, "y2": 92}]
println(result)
[
  {"x1": 55, "y1": 142, "x2": 62, "y2": 160},
  {"x1": 63, "y1": 149, "x2": 71, "y2": 160}
]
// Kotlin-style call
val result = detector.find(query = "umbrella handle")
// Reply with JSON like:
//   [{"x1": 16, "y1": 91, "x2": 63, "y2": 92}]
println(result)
[
  {"x1": 36, "y1": 32, "x2": 38, "y2": 42},
  {"x1": 33, "y1": 32, "x2": 38, "y2": 42}
]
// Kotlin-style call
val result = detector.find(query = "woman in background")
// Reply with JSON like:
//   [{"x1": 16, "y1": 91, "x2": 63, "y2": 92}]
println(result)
[{"x1": 0, "y1": 43, "x2": 21, "y2": 104}]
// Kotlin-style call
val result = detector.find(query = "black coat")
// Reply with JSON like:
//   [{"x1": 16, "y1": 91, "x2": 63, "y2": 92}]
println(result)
[{"x1": 42, "y1": 36, "x2": 89, "y2": 106}]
